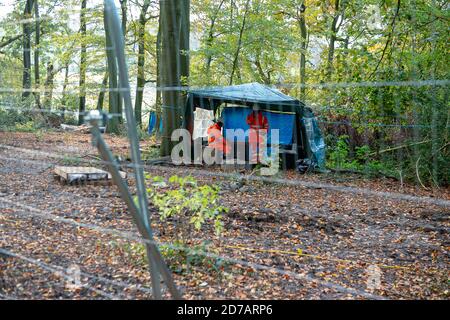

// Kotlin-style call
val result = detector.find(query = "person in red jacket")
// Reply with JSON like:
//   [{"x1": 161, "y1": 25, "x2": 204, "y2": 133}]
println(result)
[
  {"x1": 207, "y1": 118, "x2": 230, "y2": 157},
  {"x1": 246, "y1": 105, "x2": 268, "y2": 164}
]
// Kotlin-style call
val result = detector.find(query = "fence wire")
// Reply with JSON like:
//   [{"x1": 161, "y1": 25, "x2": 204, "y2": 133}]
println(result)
[
  {"x1": 0, "y1": 198, "x2": 387, "y2": 300},
  {"x1": 0, "y1": 248, "x2": 122, "y2": 300},
  {"x1": 1, "y1": 143, "x2": 448, "y2": 207},
  {"x1": 0, "y1": 141, "x2": 448, "y2": 299},
  {"x1": 0, "y1": 247, "x2": 153, "y2": 299},
  {"x1": 1, "y1": 0, "x2": 448, "y2": 301}
]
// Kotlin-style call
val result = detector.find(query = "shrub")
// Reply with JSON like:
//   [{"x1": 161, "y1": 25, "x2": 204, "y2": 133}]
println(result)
[
  {"x1": 116, "y1": 240, "x2": 226, "y2": 274},
  {"x1": 159, "y1": 241, "x2": 227, "y2": 274},
  {"x1": 0, "y1": 109, "x2": 32, "y2": 131},
  {"x1": 146, "y1": 175, "x2": 227, "y2": 239},
  {"x1": 327, "y1": 135, "x2": 397, "y2": 178},
  {"x1": 142, "y1": 145, "x2": 160, "y2": 161}
]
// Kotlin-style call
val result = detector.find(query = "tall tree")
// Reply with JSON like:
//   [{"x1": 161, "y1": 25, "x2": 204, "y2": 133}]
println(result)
[
  {"x1": 326, "y1": 0, "x2": 346, "y2": 80},
  {"x1": 297, "y1": 2, "x2": 308, "y2": 101},
  {"x1": 43, "y1": 62, "x2": 54, "y2": 109},
  {"x1": 105, "y1": 2, "x2": 120, "y2": 134},
  {"x1": 160, "y1": 0, "x2": 189, "y2": 156},
  {"x1": 178, "y1": 0, "x2": 190, "y2": 134},
  {"x1": 229, "y1": 0, "x2": 250, "y2": 85},
  {"x1": 155, "y1": 14, "x2": 163, "y2": 135},
  {"x1": 179, "y1": 0, "x2": 190, "y2": 84},
  {"x1": 34, "y1": 0, "x2": 41, "y2": 108},
  {"x1": 96, "y1": 72, "x2": 108, "y2": 111},
  {"x1": 204, "y1": 0, "x2": 225, "y2": 82},
  {"x1": 119, "y1": 0, "x2": 128, "y2": 35},
  {"x1": 117, "y1": 0, "x2": 126, "y2": 121},
  {"x1": 78, "y1": 0, "x2": 87, "y2": 125},
  {"x1": 97, "y1": 0, "x2": 126, "y2": 126},
  {"x1": 60, "y1": 62, "x2": 70, "y2": 122},
  {"x1": 134, "y1": 0, "x2": 151, "y2": 127},
  {"x1": 99, "y1": 0, "x2": 127, "y2": 132},
  {"x1": 22, "y1": 0, "x2": 34, "y2": 101}
]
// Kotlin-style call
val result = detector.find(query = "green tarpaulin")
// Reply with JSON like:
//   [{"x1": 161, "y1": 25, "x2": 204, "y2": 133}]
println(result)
[{"x1": 186, "y1": 83, "x2": 303, "y2": 114}]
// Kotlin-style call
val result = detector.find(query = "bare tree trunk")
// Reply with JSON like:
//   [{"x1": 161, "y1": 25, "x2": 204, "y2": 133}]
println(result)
[
  {"x1": 134, "y1": 0, "x2": 151, "y2": 127},
  {"x1": 155, "y1": 15, "x2": 162, "y2": 135},
  {"x1": 78, "y1": 0, "x2": 87, "y2": 125},
  {"x1": 60, "y1": 62, "x2": 69, "y2": 122},
  {"x1": 22, "y1": 0, "x2": 34, "y2": 101},
  {"x1": 326, "y1": 0, "x2": 341, "y2": 80},
  {"x1": 43, "y1": 62, "x2": 54, "y2": 109},
  {"x1": 178, "y1": 0, "x2": 190, "y2": 125},
  {"x1": 105, "y1": 8, "x2": 120, "y2": 134},
  {"x1": 34, "y1": 0, "x2": 41, "y2": 108},
  {"x1": 179, "y1": 0, "x2": 190, "y2": 83},
  {"x1": 298, "y1": 4, "x2": 308, "y2": 101},
  {"x1": 116, "y1": 0, "x2": 128, "y2": 122},
  {"x1": 97, "y1": 72, "x2": 108, "y2": 111},
  {"x1": 120, "y1": 0, "x2": 127, "y2": 35},
  {"x1": 160, "y1": 0, "x2": 182, "y2": 156},
  {"x1": 118, "y1": 0, "x2": 127, "y2": 122}
]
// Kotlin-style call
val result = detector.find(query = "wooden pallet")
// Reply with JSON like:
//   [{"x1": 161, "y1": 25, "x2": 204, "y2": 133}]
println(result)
[{"x1": 54, "y1": 166, "x2": 127, "y2": 185}]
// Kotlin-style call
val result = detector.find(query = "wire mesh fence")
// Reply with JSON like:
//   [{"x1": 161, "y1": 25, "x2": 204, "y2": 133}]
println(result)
[
  {"x1": 0, "y1": 0, "x2": 449, "y2": 300},
  {"x1": 1, "y1": 139, "x2": 448, "y2": 299}
]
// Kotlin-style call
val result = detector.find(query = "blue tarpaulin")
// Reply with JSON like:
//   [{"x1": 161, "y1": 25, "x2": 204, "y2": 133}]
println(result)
[
  {"x1": 183, "y1": 83, "x2": 326, "y2": 170},
  {"x1": 222, "y1": 107, "x2": 295, "y2": 146},
  {"x1": 147, "y1": 111, "x2": 162, "y2": 135}
]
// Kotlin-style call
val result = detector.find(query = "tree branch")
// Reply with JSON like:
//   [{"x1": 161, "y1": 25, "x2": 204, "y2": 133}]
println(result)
[
  {"x1": 369, "y1": 0, "x2": 401, "y2": 79},
  {"x1": 0, "y1": 34, "x2": 24, "y2": 49}
]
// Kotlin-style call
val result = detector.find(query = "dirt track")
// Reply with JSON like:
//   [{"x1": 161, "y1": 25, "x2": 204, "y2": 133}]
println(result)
[{"x1": 1, "y1": 131, "x2": 449, "y2": 300}]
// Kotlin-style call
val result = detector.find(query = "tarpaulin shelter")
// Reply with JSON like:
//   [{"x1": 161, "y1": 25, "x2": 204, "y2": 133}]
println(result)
[{"x1": 183, "y1": 83, "x2": 325, "y2": 169}]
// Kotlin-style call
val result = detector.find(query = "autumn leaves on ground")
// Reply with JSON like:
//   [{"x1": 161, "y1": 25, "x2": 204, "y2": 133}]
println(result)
[{"x1": 0, "y1": 131, "x2": 449, "y2": 300}]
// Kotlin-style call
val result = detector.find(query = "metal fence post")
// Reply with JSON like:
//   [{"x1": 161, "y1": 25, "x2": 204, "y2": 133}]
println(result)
[{"x1": 93, "y1": 0, "x2": 183, "y2": 299}]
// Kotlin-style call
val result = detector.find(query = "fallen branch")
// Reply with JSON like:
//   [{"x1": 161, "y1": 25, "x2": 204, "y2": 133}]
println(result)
[
  {"x1": 144, "y1": 156, "x2": 171, "y2": 165},
  {"x1": 60, "y1": 124, "x2": 91, "y2": 134}
]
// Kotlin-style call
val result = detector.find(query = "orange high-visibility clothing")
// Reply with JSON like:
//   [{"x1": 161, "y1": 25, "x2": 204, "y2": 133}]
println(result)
[
  {"x1": 246, "y1": 111, "x2": 268, "y2": 163},
  {"x1": 246, "y1": 111, "x2": 268, "y2": 131},
  {"x1": 207, "y1": 123, "x2": 230, "y2": 154}
]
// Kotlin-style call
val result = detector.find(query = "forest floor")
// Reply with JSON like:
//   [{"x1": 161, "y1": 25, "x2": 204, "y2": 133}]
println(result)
[{"x1": 0, "y1": 131, "x2": 449, "y2": 300}]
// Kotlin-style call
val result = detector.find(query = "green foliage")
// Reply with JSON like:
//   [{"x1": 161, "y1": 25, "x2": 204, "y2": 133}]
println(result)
[
  {"x1": 120, "y1": 242, "x2": 148, "y2": 268},
  {"x1": 114, "y1": 239, "x2": 226, "y2": 274},
  {"x1": 0, "y1": 109, "x2": 31, "y2": 130},
  {"x1": 146, "y1": 174, "x2": 228, "y2": 237},
  {"x1": 0, "y1": 0, "x2": 447, "y2": 186},
  {"x1": 327, "y1": 135, "x2": 398, "y2": 178},
  {"x1": 0, "y1": 108, "x2": 47, "y2": 134},
  {"x1": 142, "y1": 145, "x2": 161, "y2": 161},
  {"x1": 13, "y1": 121, "x2": 40, "y2": 133},
  {"x1": 355, "y1": 145, "x2": 371, "y2": 163},
  {"x1": 328, "y1": 135, "x2": 350, "y2": 169},
  {"x1": 60, "y1": 155, "x2": 82, "y2": 167},
  {"x1": 160, "y1": 241, "x2": 227, "y2": 274}
]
